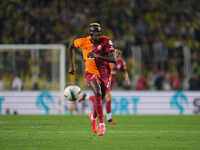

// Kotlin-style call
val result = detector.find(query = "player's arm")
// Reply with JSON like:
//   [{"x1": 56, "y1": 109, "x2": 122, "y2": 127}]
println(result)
[
  {"x1": 91, "y1": 50, "x2": 117, "y2": 63},
  {"x1": 124, "y1": 71, "x2": 130, "y2": 85},
  {"x1": 88, "y1": 38, "x2": 117, "y2": 63},
  {"x1": 68, "y1": 43, "x2": 76, "y2": 74},
  {"x1": 121, "y1": 59, "x2": 130, "y2": 85}
]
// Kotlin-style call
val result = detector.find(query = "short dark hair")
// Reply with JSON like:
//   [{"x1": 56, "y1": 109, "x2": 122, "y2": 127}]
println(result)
[{"x1": 89, "y1": 23, "x2": 101, "y2": 35}]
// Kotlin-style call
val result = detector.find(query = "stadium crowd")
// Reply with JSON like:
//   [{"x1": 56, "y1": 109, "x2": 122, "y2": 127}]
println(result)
[{"x1": 0, "y1": 0, "x2": 200, "y2": 90}]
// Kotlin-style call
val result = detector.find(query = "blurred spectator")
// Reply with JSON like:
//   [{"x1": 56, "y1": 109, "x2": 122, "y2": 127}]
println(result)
[
  {"x1": 189, "y1": 74, "x2": 200, "y2": 90},
  {"x1": 148, "y1": 66, "x2": 159, "y2": 90},
  {"x1": 0, "y1": 73, "x2": 5, "y2": 90},
  {"x1": 152, "y1": 36, "x2": 164, "y2": 69},
  {"x1": 141, "y1": 37, "x2": 153, "y2": 68},
  {"x1": 134, "y1": 17, "x2": 147, "y2": 45},
  {"x1": 126, "y1": 55, "x2": 136, "y2": 85},
  {"x1": 0, "y1": 0, "x2": 200, "y2": 91},
  {"x1": 154, "y1": 70, "x2": 165, "y2": 90},
  {"x1": 172, "y1": 71, "x2": 181, "y2": 90},
  {"x1": 15, "y1": 51, "x2": 30, "y2": 77},
  {"x1": 136, "y1": 74, "x2": 148, "y2": 90},
  {"x1": 11, "y1": 72, "x2": 23, "y2": 91},
  {"x1": 162, "y1": 71, "x2": 172, "y2": 90}
]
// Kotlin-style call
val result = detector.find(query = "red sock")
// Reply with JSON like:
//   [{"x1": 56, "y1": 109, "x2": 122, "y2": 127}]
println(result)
[
  {"x1": 106, "y1": 100, "x2": 111, "y2": 114},
  {"x1": 95, "y1": 96, "x2": 104, "y2": 123}
]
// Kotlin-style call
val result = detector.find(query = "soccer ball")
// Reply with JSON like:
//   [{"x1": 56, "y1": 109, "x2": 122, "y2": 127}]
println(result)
[{"x1": 64, "y1": 85, "x2": 82, "y2": 101}]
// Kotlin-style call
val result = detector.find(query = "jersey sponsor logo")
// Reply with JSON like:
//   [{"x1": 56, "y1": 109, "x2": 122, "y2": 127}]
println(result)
[
  {"x1": 97, "y1": 45, "x2": 102, "y2": 50},
  {"x1": 36, "y1": 91, "x2": 55, "y2": 115},
  {"x1": 0, "y1": 97, "x2": 5, "y2": 115},
  {"x1": 193, "y1": 98, "x2": 200, "y2": 114},
  {"x1": 170, "y1": 91, "x2": 188, "y2": 114},
  {"x1": 111, "y1": 97, "x2": 140, "y2": 114}
]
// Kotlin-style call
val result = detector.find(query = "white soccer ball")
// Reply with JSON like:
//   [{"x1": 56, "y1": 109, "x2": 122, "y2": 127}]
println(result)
[{"x1": 64, "y1": 85, "x2": 82, "y2": 101}]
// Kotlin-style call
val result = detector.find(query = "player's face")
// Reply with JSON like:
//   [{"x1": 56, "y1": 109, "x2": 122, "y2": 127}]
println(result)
[{"x1": 91, "y1": 32, "x2": 100, "y2": 41}]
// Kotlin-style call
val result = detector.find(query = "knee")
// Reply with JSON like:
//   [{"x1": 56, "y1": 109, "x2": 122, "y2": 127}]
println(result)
[
  {"x1": 105, "y1": 93, "x2": 111, "y2": 102},
  {"x1": 95, "y1": 90, "x2": 102, "y2": 97}
]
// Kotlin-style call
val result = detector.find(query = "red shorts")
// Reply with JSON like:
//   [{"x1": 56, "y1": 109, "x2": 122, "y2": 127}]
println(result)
[{"x1": 84, "y1": 71, "x2": 111, "y2": 95}]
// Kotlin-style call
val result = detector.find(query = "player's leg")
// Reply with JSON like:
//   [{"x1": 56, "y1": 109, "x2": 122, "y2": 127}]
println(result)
[
  {"x1": 90, "y1": 80, "x2": 106, "y2": 136},
  {"x1": 89, "y1": 96, "x2": 97, "y2": 118},
  {"x1": 105, "y1": 91, "x2": 112, "y2": 119},
  {"x1": 84, "y1": 72, "x2": 105, "y2": 135},
  {"x1": 105, "y1": 91, "x2": 116, "y2": 125},
  {"x1": 90, "y1": 80, "x2": 104, "y2": 124},
  {"x1": 88, "y1": 96, "x2": 98, "y2": 133},
  {"x1": 104, "y1": 78, "x2": 116, "y2": 125}
]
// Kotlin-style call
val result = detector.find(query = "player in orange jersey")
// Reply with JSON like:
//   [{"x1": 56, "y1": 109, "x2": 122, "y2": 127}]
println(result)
[
  {"x1": 68, "y1": 23, "x2": 116, "y2": 136},
  {"x1": 105, "y1": 48, "x2": 130, "y2": 125}
]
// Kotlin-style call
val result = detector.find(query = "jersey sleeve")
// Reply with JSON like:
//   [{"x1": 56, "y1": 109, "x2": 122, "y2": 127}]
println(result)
[{"x1": 74, "y1": 38, "x2": 82, "y2": 48}]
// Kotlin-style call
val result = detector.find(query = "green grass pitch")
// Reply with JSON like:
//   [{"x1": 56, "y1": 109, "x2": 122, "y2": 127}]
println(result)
[{"x1": 0, "y1": 115, "x2": 200, "y2": 150}]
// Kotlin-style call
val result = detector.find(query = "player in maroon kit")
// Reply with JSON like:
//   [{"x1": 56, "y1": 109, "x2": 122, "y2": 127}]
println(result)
[
  {"x1": 68, "y1": 23, "x2": 116, "y2": 136},
  {"x1": 105, "y1": 48, "x2": 130, "y2": 124}
]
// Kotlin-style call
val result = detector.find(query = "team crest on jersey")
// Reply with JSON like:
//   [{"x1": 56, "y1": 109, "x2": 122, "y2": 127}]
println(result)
[
  {"x1": 97, "y1": 45, "x2": 102, "y2": 50},
  {"x1": 117, "y1": 64, "x2": 121, "y2": 69},
  {"x1": 109, "y1": 40, "x2": 113, "y2": 45}
]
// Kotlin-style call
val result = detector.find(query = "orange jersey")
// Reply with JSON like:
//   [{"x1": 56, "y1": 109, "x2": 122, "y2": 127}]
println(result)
[
  {"x1": 74, "y1": 36, "x2": 100, "y2": 77},
  {"x1": 73, "y1": 35, "x2": 112, "y2": 78}
]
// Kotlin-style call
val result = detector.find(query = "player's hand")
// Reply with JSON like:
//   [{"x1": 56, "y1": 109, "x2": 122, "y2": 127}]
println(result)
[
  {"x1": 68, "y1": 64, "x2": 76, "y2": 74},
  {"x1": 125, "y1": 78, "x2": 131, "y2": 85},
  {"x1": 87, "y1": 52, "x2": 97, "y2": 59},
  {"x1": 124, "y1": 73, "x2": 130, "y2": 85}
]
